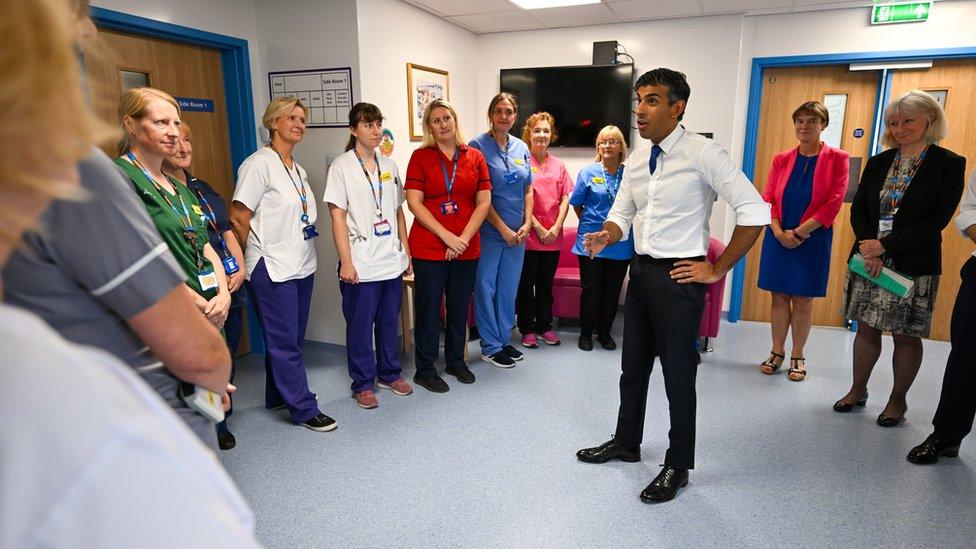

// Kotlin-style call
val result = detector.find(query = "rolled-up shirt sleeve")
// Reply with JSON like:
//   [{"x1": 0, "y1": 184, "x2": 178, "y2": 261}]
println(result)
[
  {"x1": 955, "y1": 170, "x2": 976, "y2": 235},
  {"x1": 699, "y1": 142, "x2": 770, "y2": 227},
  {"x1": 605, "y1": 170, "x2": 637, "y2": 241}
]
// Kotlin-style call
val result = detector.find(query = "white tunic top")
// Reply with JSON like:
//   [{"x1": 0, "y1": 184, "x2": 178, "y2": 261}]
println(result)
[
  {"x1": 233, "y1": 147, "x2": 318, "y2": 282},
  {"x1": 323, "y1": 150, "x2": 409, "y2": 282}
]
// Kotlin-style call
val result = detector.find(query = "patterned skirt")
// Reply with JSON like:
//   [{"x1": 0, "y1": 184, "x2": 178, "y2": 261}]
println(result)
[{"x1": 841, "y1": 262, "x2": 939, "y2": 338}]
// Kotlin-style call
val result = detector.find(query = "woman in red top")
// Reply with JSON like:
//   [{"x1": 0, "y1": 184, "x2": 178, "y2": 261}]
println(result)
[{"x1": 405, "y1": 99, "x2": 491, "y2": 393}]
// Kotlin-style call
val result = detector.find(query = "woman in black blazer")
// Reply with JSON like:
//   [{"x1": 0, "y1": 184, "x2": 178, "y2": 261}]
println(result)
[{"x1": 834, "y1": 90, "x2": 966, "y2": 427}]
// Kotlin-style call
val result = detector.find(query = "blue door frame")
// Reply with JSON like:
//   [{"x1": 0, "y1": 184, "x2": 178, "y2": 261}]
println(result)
[
  {"x1": 91, "y1": 7, "x2": 265, "y2": 353},
  {"x1": 727, "y1": 46, "x2": 976, "y2": 323}
]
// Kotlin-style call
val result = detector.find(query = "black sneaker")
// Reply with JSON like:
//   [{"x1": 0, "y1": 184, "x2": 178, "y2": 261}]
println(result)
[
  {"x1": 414, "y1": 374, "x2": 450, "y2": 393},
  {"x1": 481, "y1": 351, "x2": 516, "y2": 368},
  {"x1": 445, "y1": 365, "x2": 476, "y2": 384},
  {"x1": 217, "y1": 429, "x2": 237, "y2": 450},
  {"x1": 503, "y1": 345, "x2": 524, "y2": 361},
  {"x1": 302, "y1": 413, "x2": 338, "y2": 432}
]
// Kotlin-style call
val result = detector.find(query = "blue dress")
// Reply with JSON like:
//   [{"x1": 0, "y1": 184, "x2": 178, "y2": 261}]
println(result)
[{"x1": 757, "y1": 154, "x2": 832, "y2": 297}]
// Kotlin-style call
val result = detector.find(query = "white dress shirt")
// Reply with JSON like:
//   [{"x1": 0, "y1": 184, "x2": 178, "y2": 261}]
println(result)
[
  {"x1": 955, "y1": 170, "x2": 976, "y2": 237},
  {"x1": 0, "y1": 303, "x2": 260, "y2": 549},
  {"x1": 606, "y1": 125, "x2": 770, "y2": 258}
]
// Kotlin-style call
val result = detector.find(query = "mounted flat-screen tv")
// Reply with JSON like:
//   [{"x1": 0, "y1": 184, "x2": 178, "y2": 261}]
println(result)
[{"x1": 500, "y1": 63, "x2": 635, "y2": 148}]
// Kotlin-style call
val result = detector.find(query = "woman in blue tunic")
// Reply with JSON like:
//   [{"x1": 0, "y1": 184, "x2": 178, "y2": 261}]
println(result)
[
  {"x1": 470, "y1": 93, "x2": 533, "y2": 369},
  {"x1": 757, "y1": 101, "x2": 849, "y2": 381}
]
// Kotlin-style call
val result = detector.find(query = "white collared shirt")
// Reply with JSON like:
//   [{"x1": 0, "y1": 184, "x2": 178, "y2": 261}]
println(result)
[
  {"x1": 606, "y1": 126, "x2": 770, "y2": 258},
  {"x1": 955, "y1": 170, "x2": 976, "y2": 237}
]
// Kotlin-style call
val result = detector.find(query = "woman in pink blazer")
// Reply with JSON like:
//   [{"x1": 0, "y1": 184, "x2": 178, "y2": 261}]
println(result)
[{"x1": 757, "y1": 101, "x2": 849, "y2": 381}]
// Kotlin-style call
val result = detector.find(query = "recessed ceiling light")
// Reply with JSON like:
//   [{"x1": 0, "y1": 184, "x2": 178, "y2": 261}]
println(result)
[{"x1": 510, "y1": 0, "x2": 601, "y2": 9}]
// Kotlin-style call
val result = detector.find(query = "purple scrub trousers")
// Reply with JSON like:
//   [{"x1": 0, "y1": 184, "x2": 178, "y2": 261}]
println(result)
[
  {"x1": 340, "y1": 276, "x2": 404, "y2": 393},
  {"x1": 249, "y1": 257, "x2": 320, "y2": 424}
]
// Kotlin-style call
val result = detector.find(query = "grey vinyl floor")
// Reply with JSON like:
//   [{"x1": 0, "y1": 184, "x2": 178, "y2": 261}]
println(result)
[{"x1": 220, "y1": 318, "x2": 976, "y2": 548}]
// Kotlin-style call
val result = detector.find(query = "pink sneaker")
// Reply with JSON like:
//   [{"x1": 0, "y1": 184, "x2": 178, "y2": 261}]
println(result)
[
  {"x1": 539, "y1": 331, "x2": 561, "y2": 346},
  {"x1": 376, "y1": 378, "x2": 413, "y2": 396},
  {"x1": 353, "y1": 389, "x2": 379, "y2": 409},
  {"x1": 522, "y1": 333, "x2": 539, "y2": 348}
]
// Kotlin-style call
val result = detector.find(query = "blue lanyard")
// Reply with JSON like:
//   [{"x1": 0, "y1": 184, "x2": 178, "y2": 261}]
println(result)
[
  {"x1": 890, "y1": 147, "x2": 927, "y2": 211},
  {"x1": 602, "y1": 164, "x2": 623, "y2": 202},
  {"x1": 268, "y1": 144, "x2": 309, "y2": 224},
  {"x1": 188, "y1": 176, "x2": 231, "y2": 255},
  {"x1": 439, "y1": 146, "x2": 459, "y2": 201},
  {"x1": 126, "y1": 152, "x2": 193, "y2": 232},
  {"x1": 355, "y1": 150, "x2": 384, "y2": 218},
  {"x1": 491, "y1": 134, "x2": 511, "y2": 172}
]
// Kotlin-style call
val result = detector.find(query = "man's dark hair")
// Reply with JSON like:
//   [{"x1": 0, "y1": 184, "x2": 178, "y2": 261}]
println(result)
[{"x1": 634, "y1": 68, "x2": 690, "y2": 121}]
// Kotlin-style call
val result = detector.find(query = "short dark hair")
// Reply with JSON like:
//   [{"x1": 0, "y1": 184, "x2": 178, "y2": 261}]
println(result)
[
  {"x1": 634, "y1": 68, "x2": 690, "y2": 121},
  {"x1": 345, "y1": 102, "x2": 384, "y2": 151}
]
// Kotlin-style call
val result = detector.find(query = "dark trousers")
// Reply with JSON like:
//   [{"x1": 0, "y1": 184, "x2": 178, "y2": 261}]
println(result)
[
  {"x1": 932, "y1": 257, "x2": 976, "y2": 446},
  {"x1": 341, "y1": 277, "x2": 404, "y2": 393},
  {"x1": 578, "y1": 255, "x2": 629, "y2": 337},
  {"x1": 217, "y1": 290, "x2": 245, "y2": 433},
  {"x1": 614, "y1": 256, "x2": 706, "y2": 470},
  {"x1": 413, "y1": 258, "x2": 478, "y2": 378},
  {"x1": 249, "y1": 258, "x2": 320, "y2": 424},
  {"x1": 516, "y1": 250, "x2": 561, "y2": 334}
]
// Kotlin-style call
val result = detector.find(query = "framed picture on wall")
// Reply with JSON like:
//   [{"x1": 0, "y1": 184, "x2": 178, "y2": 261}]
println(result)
[{"x1": 406, "y1": 63, "x2": 449, "y2": 141}]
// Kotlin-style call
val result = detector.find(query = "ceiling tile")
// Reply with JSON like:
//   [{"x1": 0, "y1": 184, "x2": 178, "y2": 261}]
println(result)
[
  {"x1": 524, "y1": 3, "x2": 621, "y2": 27},
  {"x1": 700, "y1": 0, "x2": 793, "y2": 14},
  {"x1": 448, "y1": 11, "x2": 547, "y2": 33},
  {"x1": 405, "y1": 0, "x2": 518, "y2": 17},
  {"x1": 605, "y1": 0, "x2": 702, "y2": 20}
]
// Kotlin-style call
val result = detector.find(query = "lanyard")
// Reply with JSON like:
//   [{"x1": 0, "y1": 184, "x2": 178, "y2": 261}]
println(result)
[
  {"x1": 188, "y1": 174, "x2": 231, "y2": 255},
  {"x1": 890, "y1": 147, "x2": 927, "y2": 212},
  {"x1": 354, "y1": 150, "x2": 384, "y2": 218},
  {"x1": 268, "y1": 144, "x2": 309, "y2": 224},
  {"x1": 491, "y1": 133, "x2": 511, "y2": 172},
  {"x1": 439, "y1": 146, "x2": 459, "y2": 201},
  {"x1": 602, "y1": 163, "x2": 623, "y2": 202}
]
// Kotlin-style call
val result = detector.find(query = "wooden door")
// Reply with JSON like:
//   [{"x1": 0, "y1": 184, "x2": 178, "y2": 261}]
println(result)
[
  {"x1": 83, "y1": 29, "x2": 234, "y2": 204},
  {"x1": 740, "y1": 65, "x2": 879, "y2": 327},
  {"x1": 889, "y1": 59, "x2": 976, "y2": 341}
]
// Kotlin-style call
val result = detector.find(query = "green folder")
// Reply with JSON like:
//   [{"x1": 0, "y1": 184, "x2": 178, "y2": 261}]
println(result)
[{"x1": 848, "y1": 253, "x2": 915, "y2": 298}]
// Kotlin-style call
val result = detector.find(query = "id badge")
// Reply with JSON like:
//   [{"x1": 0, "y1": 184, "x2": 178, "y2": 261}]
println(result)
[
  {"x1": 222, "y1": 256, "x2": 240, "y2": 275},
  {"x1": 373, "y1": 219, "x2": 392, "y2": 237},
  {"x1": 504, "y1": 171, "x2": 518, "y2": 184},
  {"x1": 198, "y1": 269, "x2": 218, "y2": 291},
  {"x1": 303, "y1": 224, "x2": 320, "y2": 240},
  {"x1": 879, "y1": 216, "x2": 894, "y2": 233},
  {"x1": 441, "y1": 201, "x2": 459, "y2": 215}
]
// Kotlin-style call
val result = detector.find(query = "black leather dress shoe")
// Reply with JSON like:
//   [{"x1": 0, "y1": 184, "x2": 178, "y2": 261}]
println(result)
[
  {"x1": 217, "y1": 429, "x2": 237, "y2": 450},
  {"x1": 578, "y1": 335, "x2": 593, "y2": 351},
  {"x1": 597, "y1": 334, "x2": 616, "y2": 351},
  {"x1": 640, "y1": 465, "x2": 689, "y2": 503},
  {"x1": 576, "y1": 439, "x2": 640, "y2": 463},
  {"x1": 832, "y1": 392, "x2": 868, "y2": 413},
  {"x1": 907, "y1": 435, "x2": 960, "y2": 465},
  {"x1": 414, "y1": 374, "x2": 450, "y2": 393}
]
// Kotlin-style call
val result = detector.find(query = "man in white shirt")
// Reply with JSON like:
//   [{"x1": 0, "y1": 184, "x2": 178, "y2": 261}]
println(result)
[{"x1": 575, "y1": 68, "x2": 770, "y2": 503}]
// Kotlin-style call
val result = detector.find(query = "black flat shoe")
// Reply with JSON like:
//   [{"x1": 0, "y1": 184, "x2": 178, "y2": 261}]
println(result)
[
  {"x1": 445, "y1": 365, "x2": 476, "y2": 384},
  {"x1": 640, "y1": 465, "x2": 689, "y2": 503},
  {"x1": 217, "y1": 430, "x2": 237, "y2": 450},
  {"x1": 413, "y1": 374, "x2": 450, "y2": 393},
  {"x1": 907, "y1": 435, "x2": 960, "y2": 464},
  {"x1": 578, "y1": 335, "x2": 593, "y2": 351},
  {"x1": 302, "y1": 413, "x2": 338, "y2": 432},
  {"x1": 833, "y1": 392, "x2": 868, "y2": 413},
  {"x1": 877, "y1": 412, "x2": 906, "y2": 427},
  {"x1": 576, "y1": 439, "x2": 640, "y2": 464},
  {"x1": 597, "y1": 334, "x2": 616, "y2": 351}
]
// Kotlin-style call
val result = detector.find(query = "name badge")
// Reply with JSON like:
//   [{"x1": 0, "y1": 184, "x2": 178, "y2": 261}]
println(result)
[
  {"x1": 514, "y1": 158, "x2": 525, "y2": 166},
  {"x1": 192, "y1": 204, "x2": 204, "y2": 216},
  {"x1": 222, "y1": 256, "x2": 240, "y2": 275},
  {"x1": 504, "y1": 171, "x2": 518, "y2": 184},
  {"x1": 303, "y1": 224, "x2": 320, "y2": 240},
  {"x1": 591, "y1": 176, "x2": 606, "y2": 184},
  {"x1": 879, "y1": 216, "x2": 894, "y2": 233},
  {"x1": 531, "y1": 166, "x2": 538, "y2": 174},
  {"x1": 198, "y1": 269, "x2": 218, "y2": 291},
  {"x1": 373, "y1": 219, "x2": 392, "y2": 237},
  {"x1": 380, "y1": 172, "x2": 392, "y2": 182},
  {"x1": 441, "y1": 201, "x2": 459, "y2": 215}
]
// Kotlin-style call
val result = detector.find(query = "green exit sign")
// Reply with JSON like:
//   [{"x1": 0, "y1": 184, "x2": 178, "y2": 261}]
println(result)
[{"x1": 871, "y1": 2, "x2": 932, "y2": 24}]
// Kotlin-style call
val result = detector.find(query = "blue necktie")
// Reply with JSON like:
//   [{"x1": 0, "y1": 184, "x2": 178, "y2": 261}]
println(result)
[{"x1": 648, "y1": 144, "x2": 662, "y2": 175}]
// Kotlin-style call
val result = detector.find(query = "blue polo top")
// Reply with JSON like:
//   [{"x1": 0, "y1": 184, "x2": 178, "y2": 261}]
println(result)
[
  {"x1": 569, "y1": 162, "x2": 634, "y2": 260},
  {"x1": 469, "y1": 132, "x2": 532, "y2": 243}
]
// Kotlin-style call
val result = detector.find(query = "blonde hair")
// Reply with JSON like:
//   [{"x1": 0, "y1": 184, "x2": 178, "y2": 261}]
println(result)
[
  {"x1": 593, "y1": 125, "x2": 627, "y2": 163},
  {"x1": 421, "y1": 98, "x2": 465, "y2": 148},
  {"x1": 180, "y1": 121, "x2": 192, "y2": 140},
  {"x1": 486, "y1": 92, "x2": 517, "y2": 133},
  {"x1": 116, "y1": 87, "x2": 181, "y2": 156},
  {"x1": 262, "y1": 97, "x2": 309, "y2": 139},
  {"x1": 521, "y1": 112, "x2": 558, "y2": 146},
  {"x1": 881, "y1": 90, "x2": 948, "y2": 149},
  {"x1": 0, "y1": 0, "x2": 100, "y2": 245}
]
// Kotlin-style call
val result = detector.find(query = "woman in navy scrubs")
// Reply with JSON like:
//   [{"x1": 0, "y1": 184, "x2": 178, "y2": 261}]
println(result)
[{"x1": 469, "y1": 93, "x2": 533, "y2": 369}]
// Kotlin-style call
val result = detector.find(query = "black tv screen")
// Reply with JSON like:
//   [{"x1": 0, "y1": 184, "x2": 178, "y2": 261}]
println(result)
[{"x1": 500, "y1": 63, "x2": 635, "y2": 148}]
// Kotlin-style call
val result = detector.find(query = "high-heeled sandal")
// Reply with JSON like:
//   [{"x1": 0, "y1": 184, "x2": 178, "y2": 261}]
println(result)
[
  {"x1": 787, "y1": 357, "x2": 806, "y2": 381},
  {"x1": 760, "y1": 351, "x2": 785, "y2": 375}
]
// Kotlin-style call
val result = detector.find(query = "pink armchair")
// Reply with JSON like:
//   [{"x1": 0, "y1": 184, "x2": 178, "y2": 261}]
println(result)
[
  {"x1": 552, "y1": 226, "x2": 581, "y2": 320},
  {"x1": 699, "y1": 237, "x2": 727, "y2": 352}
]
